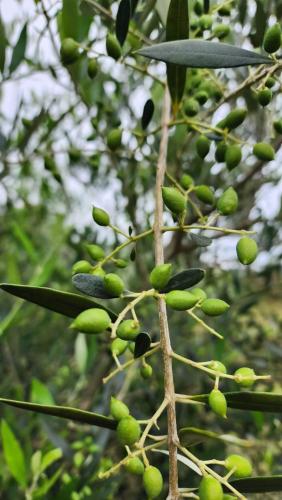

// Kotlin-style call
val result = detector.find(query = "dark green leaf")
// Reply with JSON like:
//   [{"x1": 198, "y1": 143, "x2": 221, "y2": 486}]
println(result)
[
  {"x1": 179, "y1": 427, "x2": 253, "y2": 448},
  {"x1": 116, "y1": 0, "x2": 131, "y2": 46},
  {"x1": 228, "y1": 476, "x2": 282, "y2": 494},
  {"x1": 9, "y1": 23, "x2": 27, "y2": 74},
  {"x1": 189, "y1": 233, "x2": 212, "y2": 247},
  {"x1": 166, "y1": 0, "x2": 188, "y2": 108},
  {"x1": 250, "y1": 0, "x2": 267, "y2": 48},
  {"x1": 0, "y1": 15, "x2": 7, "y2": 74},
  {"x1": 1, "y1": 420, "x2": 27, "y2": 487},
  {"x1": 134, "y1": 332, "x2": 151, "y2": 358},
  {"x1": 72, "y1": 273, "x2": 114, "y2": 299},
  {"x1": 161, "y1": 268, "x2": 205, "y2": 292},
  {"x1": 130, "y1": 0, "x2": 139, "y2": 16},
  {"x1": 0, "y1": 398, "x2": 117, "y2": 430},
  {"x1": 192, "y1": 391, "x2": 282, "y2": 413},
  {"x1": 141, "y1": 99, "x2": 155, "y2": 130},
  {"x1": 138, "y1": 40, "x2": 272, "y2": 68},
  {"x1": 204, "y1": 0, "x2": 209, "y2": 13},
  {"x1": 0, "y1": 283, "x2": 117, "y2": 320},
  {"x1": 238, "y1": 0, "x2": 247, "y2": 25},
  {"x1": 61, "y1": 0, "x2": 79, "y2": 39}
]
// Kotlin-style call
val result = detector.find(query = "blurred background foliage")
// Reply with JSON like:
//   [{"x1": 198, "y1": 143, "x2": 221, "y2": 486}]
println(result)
[{"x1": 0, "y1": 0, "x2": 282, "y2": 498}]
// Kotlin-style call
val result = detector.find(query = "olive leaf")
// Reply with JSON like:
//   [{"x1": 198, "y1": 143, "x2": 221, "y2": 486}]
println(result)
[
  {"x1": 179, "y1": 427, "x2": 253, "y2": 448},
  {"x1": 191, "y1": 391, "x2": 282, "y2": 413},
  {"x1": 9, "y1": 23, "x2": 27, "y2": 74},
  {"x1": 204, "y1": 0, "x2": 209, "y2": 13},
  {"x1": 0, "y1": 398, "x2": 117, "y2": 430},
  {"x1": 160, "y1": 268, "x2": 205, "y2": 293},
  {"x1": 141, "y1": 99, "x2": 155, "y2": 130},
  {"x1": 228, "y1": 476, "x2": 282, "y2": 494},
  {"x1": 134, "y1": 332, "x2": 151, "y2": 358},
  {"x1": 138, "y1": 40, "x2": 271, "y2": 68},
  {"x1": 116, "y1": 0, "x2": 131, "y2": 46},
  {"x1": 0, "y1": 283, "x2": 117, "y2": 320},
  {"x1": 166, "y1": 0, "x2": 189, "y2": 109},
  {"x1": 72, "y1": 273, "x2": 114, "y2": 299},
  {"x1": 0, "y1": 15, "x2": 7, "y2": 74},
  {"x1": 189, "y1": 233, "x2": 212, "y2": 248}
]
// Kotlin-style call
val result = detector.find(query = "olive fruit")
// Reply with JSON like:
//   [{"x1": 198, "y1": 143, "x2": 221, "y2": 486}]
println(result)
[
  {"x1": 196, "y1": 135, "x2": 211, "y2": 159},
  {"x1": 223, "y1": 495, "x2": 236, "y2": 499},
  {"x1": 194, "y1": 0, "x2": 203, "y2": 16},
  {"x1": 209, "y1": 360, "x2": 227, "y2": 374},
  {"x1": 209, "y1": 389, "x2": 227, "y2": 418},
  {"x1": 70, "y1": 308, "x2": 111, "y2": 334},
  {"x1": 180, "y1": 174, "x2": 194, "y2": 189},
  {"x1": 115, "y1": 258, "x2": 129, "y2": 268},
  {"x1": 165, "y1": 290, "x2": 198, "y2": 311},
  {"x1": 199, "y1": 14, "x2": 213, "y2": 30},
  {"x1": 110, "y1": 397, "x2": 130, "y2": 420},
  {"x1": 221, "y1": 108, "x2": 247, "y2": 131},
  {"x1": 72, "y1": 260, "x2": 92, "y2": 275},
  {"x1": 195, "y1": 185, "x2": 215, "y2": 205},
  {"x1": 106, "y1": 33, "x2": 122, "y2": 60},
  {"x1": 140, "y1": 363, "x2": 153, "y2": 379},
  {"x1": 92, "y1": 207, "x2": 110, "y2": 226},
  {"x1": 162, "y1": 187, "x2": 186, "y2": 214},
  {"x1": 213, "y1": 24, "x2": 230, "y2": 39},
  {"x1": 117, "y1": 319, "x2": 140, "y2": 340},
  {"x1": 104, "y1": 273, "x2": 124, "y2": 297},
  {"x1": 273, "y1": 119, "x2": 282, "y2": 134},
  {"x1": 86, "y1": 244, "x2": 105, "y2": 261},
  {"x1": 225, "y1": 454, "x2": 252, "y2": 478},
  {"x1": 91, "y1": 267, "x2": 106, "y2": 277},
  {"x1": 111, "y1": 338, "x2": 128, "y2": 356},
  {"x1": 87, "y1": 58, "x2": 98, "y2": 79},
  {"x1": 217, "y1": 187, "x2": 238, "y2": 215},
  {"x1": 191, "y1": 287, "x2": 207, "y2": 301},
  {"x1": 234, "y1": 367, "x2": 256, "y2": 388},
  {"x1": 236, "y1": 237, "x2": 258, "y2": 265},
  {"x1": 253, "y1": 142, "x2": 275, "y2": 161},
  {"x1": 107, "y1": 128, "x2": 122, "y2": 151},
  {"x1": 195, "y1": 90, "x2": 209, "y2": 105},
  {"x1": 225, "y1": 145, "x2": 242, "y2": 170},
  {"x1": 215, "y1": 141, "x2": 227, "y2": 163},
  {"x1": 257, "y1": 88, "x2": 272, "y2": 107},
  {"x1": 125, "y1": 457, "x2": 145, "y2": 475},
  {"x1": 117, "y1": 416, "x2": 141, "y2": 446},
  {"x1": 263, "y1": 23, "x2": 281, "y2": 54},
  {"x1": 149, "y1": 263, "x2": 172, "y2": 290},
  {"x1": 60, "y1": 38, "x2": 79, "y2": 65},
  {"x1": 201, "y1": 298, "x2": 229, "y2": 316},
  {"x1": 218, "y1": 5, "x2": 231, "y2": 15},
  {"x1": 266, "y1": 77, "x2": 276, "y2": 88},
  {"x1": 143, "y1": 466, "x2": 164, "y2": 499},
  {"x1": 199, "y1": 475, "x2": 223, "y2": 500},
  {"x1": 184, "y1": 98, "x2": 200, "y2": 116}
]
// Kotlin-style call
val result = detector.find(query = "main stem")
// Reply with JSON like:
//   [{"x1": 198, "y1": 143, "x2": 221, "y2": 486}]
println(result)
[{"x1": 154, "y1": 86, "x2": 179, "y2": 499}]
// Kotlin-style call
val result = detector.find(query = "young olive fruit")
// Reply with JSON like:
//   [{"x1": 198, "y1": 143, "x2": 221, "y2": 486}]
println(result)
[
  {"x1": 209, "y1": 389, "x2": 227, "y2": 418},
  {"x1": 209, "y1": 360, "x2": 227, "y2": 374},
  {"x1": 191, "y1": 287, "x2": 207, "y2": 301},
  {"x1": 199, "y1": 475, "x2": 223, "y2": 500},
  {"x1": 165, "y1": 290, "x2": 198, "y2": 311},
  {"x1": 236, "y1": 237, "x2": 258, "y2": 265},
  {"x1": 194, "y1": 0, "x2": 203, "y2": 16},
  {"x1": 86, "y1": 244, "x2": 105, "y2": 261},
  {"x1": 221, "y1": 108, "x2": 247, "y2": 131},
  {"x1": 60, "y1": 38, "x2": 80, "y2": 65},
  {"x1": 195, "y1": 90, "x2": 209, "y2": 105},
  {"x1": 117, "y1": 416, "x2": 141, "y2": 446},
  {"x1": 215, "y1": 141, "x2": 227, "y2": 163},
  {"x1": 266, "y1": 77, "x2": 276, "y2": 88},
  {"x1": 184, "y1": 98, "x2": 200, "y2": 117},
  {"x1": 213, "y1": 24, "x2": 230, "y2": 39},
  {"x1": 253, "y1": 142, "x2": 275, "y2": 161},
  {"x1": 199, "y1": 14, "x2": 213, "y2": 30},
  {"x1": 195, "y1": 185, "x2": 215, "y2": 205},
  {"x1": 91, "y1": 267, "x2": 106, "y2": 277},
  {"x1": 110, "y1": 397, "x2": 130, "y2": 420},
  {"x1": 273, "y1": 119, "x2": 282, "y2": 134},
  {"x1": 92, "y1": 206, "x2": 110, "y2": 226},
  {"x1": 149, "y1": 263, "x2": 172, "y2": 290},
  {"x1": 234, "y1": 367, "x2": 256, "y2": 388},
  {"x1": 225, "y1": 145, "x2": 242, "y2": 170},
  {"x1": 263, "y1": 23, "x2": 281, "y2": 54},
  {"x1": 117, "y1": 319, "x2": 140, "y2": 340},
  {"x1": 196, "y1": 135, "x2": 211, "y2": 159},
  {"x1": 111, "y1": 338, "x2": 128, "y2": 356},
  {"x1": 70, "y1": 308, "x2": 111, "y2": 334},
  {"x1": 143, "y1": 466, "x2": 164, "y2": 499},
  {"x1": 107, "y1": 128, "x2": 122, "y2": 151},
  {"x1": 125, "y1": 457, "x2": 145, "y2": 475},
  {"x1": 225, "y1": 454, "x2": 252, "y2": 478},
  {"x1": 201, "y1": 298, "x2": 229, "y2": 316},
  {"x1": 140, "y1": 363, "x2": 153, "y2": 379},
  {"x1": 162, "y1": 187, "x2": 186, "y2": 215},
  {"x1": 180, "y1": 174, "x2": 194, "y2": 189},
  {"x1": 106, "y1": 33, "x2": 122, "y2": 60},
  {"x1": 223, "y1": 495, "x2": 236, "y2": 499},
  {"x1": 128, "y1": 342, "x2": 135, "y2": 354},
  {"x1": 87, "y1": 58, "x2": 98, "y2": 79},
  {"x1": 104, "y1": 273, "x2": 124, "y2": 297},
  {"x1": 257, "y1": 88, "x2": 272, "y2": 107},
  {"x1": 217, "y1": 187, "x2": 238, "y2": 215},
  {"x1": 115, "y1": 258, "x2": 129, "y2": 268},
  {"x1": 72, "y1": 260, "x2": 92, "y2": 275},
  {"x1": 218, "y1": 5, "x2": 231, "y2": 15}
]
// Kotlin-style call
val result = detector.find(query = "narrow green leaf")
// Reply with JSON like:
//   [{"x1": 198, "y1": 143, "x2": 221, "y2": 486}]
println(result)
[
  {"x1": 191, "y1": 391, "x2": 282, "y2": 413},
  {"x1": 160, "y1": 268, "x2": 205, "y2": 292},
  {"x1": 0, "y1": 398, "x2": 117, "y2": 430},
  {"x1": 11, "y1": 221, "x2": 38, "y2": 263},
  {"x1": 33, "y1": 467, "x2": 63, "y2": 498},
  {"x1": 61, "y1": 0, "x2": 80, "y2": 40},
  {"x1": 166, "y1": 0, "x2": 189, "y2": 109},
  {"x1": 250, "y1": 0, "x2": 267, "y2": 48},
  {"x1": 134, "y1": 332, "x2": 151, "y2": 358},
  {"x1": 138, "y1": 40, "x2": 272, "y2": 68},
  {"x1": 0, "y1": 283, "x2": 118, "y2": 321},
  {"x1": 40, "y1": 448, "x2": 62, "y2": 473},
  {"x1": 1, "y1": 420, "x2": 27, "y2": 488},
  {"x1": 228, "y1": 476, "x2": 282, "y2": 493},
  {"x1": 189, "y1": 233, "x2": 212, "y2": 247},
  {"x1": 31, "y1": 379, "x2": 55, "y2": 406},
  {"x1": 179, "y1": 427, "x2": 253, "y2": 448},
  {"x1": 0, "y1": 15, "x2": 7, "y2": 74},
  {"x1": 116, "y1": 0, "x2": 131, "y2": 46},
  {"x1": 204, "y1": 0, "x2": 209, "y2": 13},
  {"x1": 9, "y1": 23, "x2": 27, "y2": 74}
]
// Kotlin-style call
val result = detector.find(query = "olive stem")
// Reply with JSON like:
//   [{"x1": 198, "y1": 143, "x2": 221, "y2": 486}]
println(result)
[
  {"x1": 172, "y1": 352, "x2": 235, "y2": 380},
  {"x1": 111, "y1": 290, "x2": 153, "y2": 339},
  {"x1": 137, "y1": 399, "x2": 168, "y2": 448},
  {"x1": 103, "y1": 345, "x2": 160, "y2": 384},
  {"x1": 186, "y1": 310, "x2": 224, "y2": 340}
]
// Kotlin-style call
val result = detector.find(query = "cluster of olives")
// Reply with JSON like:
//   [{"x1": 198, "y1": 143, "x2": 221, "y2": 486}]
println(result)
[{"x1": 191, "y1": 0, "x2": 233, "y2": 39}]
